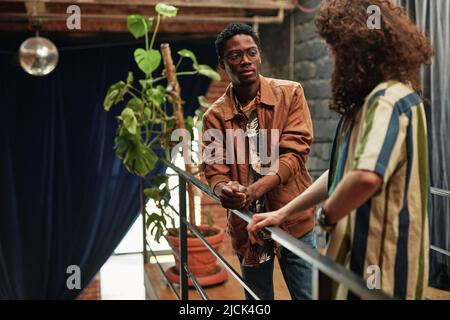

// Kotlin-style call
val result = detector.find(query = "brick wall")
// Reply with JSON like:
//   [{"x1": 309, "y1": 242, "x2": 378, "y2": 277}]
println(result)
[
  {"x1": 77, "y1": 274, "x2": 101, "y2": 300},
  {"x1": 259, "y1": 2, "x2": 339, "y2": 181}
]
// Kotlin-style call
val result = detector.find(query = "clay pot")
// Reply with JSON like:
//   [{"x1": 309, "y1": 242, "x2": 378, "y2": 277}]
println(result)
[{"x1": 166, "y1": 225, "x2": 228, "y2": 286}]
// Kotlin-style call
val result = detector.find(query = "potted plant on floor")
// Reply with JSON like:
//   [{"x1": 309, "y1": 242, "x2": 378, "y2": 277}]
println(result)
[{"x1": 102, "y1": 2, "x2": 227, "y2": 287}]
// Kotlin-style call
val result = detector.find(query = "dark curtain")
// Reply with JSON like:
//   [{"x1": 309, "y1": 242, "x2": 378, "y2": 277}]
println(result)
[
  {"x1": 0, "y1": 33, "x2": 216, "y2": 299},
  {"x1": 396, "y1": 0, "x2": 450, "y2": 290}
]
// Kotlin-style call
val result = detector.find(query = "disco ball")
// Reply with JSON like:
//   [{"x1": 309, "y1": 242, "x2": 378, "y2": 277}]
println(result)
[{"x1": 19, "y1": 36, "x2": 59, "y2": 76}]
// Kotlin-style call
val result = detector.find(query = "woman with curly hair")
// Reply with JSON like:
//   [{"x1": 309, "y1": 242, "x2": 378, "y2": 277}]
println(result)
[{"x1": 247, "y1": 0, "x2": 433, "y2": 299}]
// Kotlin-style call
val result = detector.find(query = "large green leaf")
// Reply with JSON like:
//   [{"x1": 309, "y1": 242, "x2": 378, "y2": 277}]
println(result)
[
  {"x1": 103, "y1": 81, "x2": 127, "y2": 111},
  {"x1": 134, "y1": 48, "x2": 161, "y2": 75},
  {"x1": 177, "y1": 49, "x2": 198, "y2": 66},
  {"x1": 155, "y1": 3, "x2": 178, "y2": 17},
  {"x1": 115, "y1": 132, "x2": 158, "y2": 176},
  {"x1": 126, "y1": 97, "x2": 143, "y2": 112},
  {"x1": 120, "y1": 108, "x2": 138, "y2": 135},
  {"x1": 195, "y1": 64, "x2": 221, "y2": 81},
  {"x1": 127, "y1": 15, "x2": 153, "y2": 39}
]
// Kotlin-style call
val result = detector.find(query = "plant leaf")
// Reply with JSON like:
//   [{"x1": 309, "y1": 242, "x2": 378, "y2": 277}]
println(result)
[
  {"x1": 134, "y1": 48, "x2": 161, "y2": 75},
  {"x1": 153, "y1": 175, "x2": 168, "y2": 187},
  {"x1": 195, "y1": 64, "x2": 221, "y2": 81},
  {"x1": 177, "y1": 49, "x2": 198, "y2": 66},
  {"x1": 197, "y1": 95, "x2": 211, "y2": 109},
  {"x1": 121, "y1": 108, "x2": 138, "y2": 135},
  {"x1": 126, "y1": 72, "x2": 134, "y2": 85},
  {"x1": 146, "y1": 85, "x2": 166, "y2": 106},
  {"x1": 127, "y1": 15, "x2": 153, "y2": 39},
  {"x1": 103, "y1": 81, "x2": 127, "y2": 111},
  {"x1": 126, "y1": 97, "x2": 143, "y2": 112},
  {"x1": 144, "y1": 187, "x2": 161, "y2": 200},
  {"x1": 155, "y1": 3, "x2": 178, "y2": 17}
]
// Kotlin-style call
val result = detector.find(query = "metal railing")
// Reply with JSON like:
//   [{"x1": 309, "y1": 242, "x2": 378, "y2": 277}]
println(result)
[
  {"x1": 144, "y1": 159, "x2": 450, "y2": 300},
  {"x1": 430, "y1": 187, "x2": 450, "y2": 257},
  {"x1": 143, "y1": 159, "x2": 396, "y2": 300}
]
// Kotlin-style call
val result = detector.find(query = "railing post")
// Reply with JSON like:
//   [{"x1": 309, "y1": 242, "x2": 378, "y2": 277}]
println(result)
[
  {"x1": 140, "y1": 178, "x2": 147, "y2": 266},
  {"x1": 179, "y1": 176, "x2": 189, "y2": 300},
  {"x1": 312, "y1": 265, "x2": 319, "y2": 300}
]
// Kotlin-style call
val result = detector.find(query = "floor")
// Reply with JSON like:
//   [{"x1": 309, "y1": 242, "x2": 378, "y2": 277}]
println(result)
[
  {"x1": 145, "y1": 254, "x2": 450, "y2": 300},
  {"x1": 145, "y1": 254, "x2": 291, "y2": 300}
]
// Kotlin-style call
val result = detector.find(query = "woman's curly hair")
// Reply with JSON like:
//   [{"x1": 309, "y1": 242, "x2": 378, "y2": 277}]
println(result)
[{"x1": 315, "y1": 0, "x2": 434, "y2": 115}]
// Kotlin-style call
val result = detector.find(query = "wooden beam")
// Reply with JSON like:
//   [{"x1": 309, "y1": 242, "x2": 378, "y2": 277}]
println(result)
[
  {"x1": 3, "y1": 0, "x2": 295, "y2": 10},
  {"x1": 0, "y1": 20, "x2": 228, "y2": 34}
]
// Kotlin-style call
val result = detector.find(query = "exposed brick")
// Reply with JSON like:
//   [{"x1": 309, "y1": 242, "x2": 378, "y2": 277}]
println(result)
[
  {"x1": 316, "y1": 56, "x2": 333, "y2": 79},
  {"x1": 301, "y1": 80, "x2": 331, "y2": 100},
  {"x1": 295, "y1": 61, "x2": 317, "y2": 80},
  {"x1": 77, "y1": 274, "x2": 101, "y2": 300},
  {"x1": 295, "y1": 39, "x2": 328, "y2": 61},
  {"x1": 294, "y1": 21, "x2": 318, "y2": 43}
]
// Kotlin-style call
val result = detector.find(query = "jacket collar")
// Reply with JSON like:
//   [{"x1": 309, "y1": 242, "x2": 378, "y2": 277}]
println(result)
[{"x1": 222, "y1": 75, "x2": 277, "y2": 121}]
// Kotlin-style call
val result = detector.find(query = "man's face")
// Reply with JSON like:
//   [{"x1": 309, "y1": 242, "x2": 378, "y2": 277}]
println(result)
[{"x1": 220, "y1": 34, "x2": 261, "y2": 86}]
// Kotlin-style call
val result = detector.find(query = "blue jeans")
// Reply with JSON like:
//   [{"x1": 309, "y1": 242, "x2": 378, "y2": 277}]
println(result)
[{"x1": 240, "y1": 230, "x2": 316, "y2": 300}]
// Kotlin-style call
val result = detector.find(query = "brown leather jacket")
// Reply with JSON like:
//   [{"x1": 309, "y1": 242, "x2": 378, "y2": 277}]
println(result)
[{"x1": 202, "y1": 75, "x2": 315, "y2": 256}]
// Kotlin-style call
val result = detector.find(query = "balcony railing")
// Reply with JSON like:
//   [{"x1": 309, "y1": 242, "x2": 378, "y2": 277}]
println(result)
[{"x1": 142, "y1": 158, "x2": 450, "y2": 300}]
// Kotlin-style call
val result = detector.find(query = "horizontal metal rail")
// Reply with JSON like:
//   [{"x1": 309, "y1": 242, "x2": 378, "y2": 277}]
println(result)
[
  {"x1": 430, "y1": 245, "x2": 450, "y2": 257},
  {"x1": 162, "y1": 158, "x2": 392, "y2": 300},
  {"x1": 431, "y1": 187, "x2": 450, "y2": 198},
  {"x1": 173, "y1": 211, "x2": 261, "y2": 300},
  {"x1": 429, "y1": 187, "x2": 450, "y2": 257}
]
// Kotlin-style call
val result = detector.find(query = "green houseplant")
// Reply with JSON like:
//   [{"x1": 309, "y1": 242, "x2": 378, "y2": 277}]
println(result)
[{"x1": 103, "y1": 3, "x2": 227, "y2": 286}]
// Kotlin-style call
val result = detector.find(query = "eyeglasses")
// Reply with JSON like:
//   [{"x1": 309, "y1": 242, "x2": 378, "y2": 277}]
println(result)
[{"x1": 223, "y1": 47, "x2": 260, "y2": 65}]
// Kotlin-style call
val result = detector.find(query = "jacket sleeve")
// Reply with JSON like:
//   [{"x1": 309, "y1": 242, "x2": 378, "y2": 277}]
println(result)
[
  {"x1": 271, "y1": 84, "x2": 313, "y2": 184},
  {"x1": 201, "y1": 110, "x2": 231, "y2": 192}
]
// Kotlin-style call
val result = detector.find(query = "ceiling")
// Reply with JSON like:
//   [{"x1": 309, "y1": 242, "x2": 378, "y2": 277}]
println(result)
[{"x1": 0, "y1": 0, "x2": 296, "y2": 35}]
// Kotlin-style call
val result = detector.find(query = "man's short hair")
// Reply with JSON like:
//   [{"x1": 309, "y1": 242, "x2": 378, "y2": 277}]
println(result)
[{"x1": 215, "y1": 23, "x2": 261, "y2": 58}]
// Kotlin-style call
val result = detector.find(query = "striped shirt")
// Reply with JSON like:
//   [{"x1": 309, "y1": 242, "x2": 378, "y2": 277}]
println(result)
[{"x1": 326, "y1": 81, "x2": 430, "y2": 299}]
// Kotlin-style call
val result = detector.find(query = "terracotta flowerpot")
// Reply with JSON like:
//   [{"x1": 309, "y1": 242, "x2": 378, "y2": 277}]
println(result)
[{"x1": 166, "y1": 225, "x2": 228, "y2": 286}]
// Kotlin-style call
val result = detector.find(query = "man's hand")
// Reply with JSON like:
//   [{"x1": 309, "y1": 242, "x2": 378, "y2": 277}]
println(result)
[
  {"x1": 215, "y1": 181, "x2": 247, "y2": 210},
  {"x1": 242, "y1": 185, "x2": 258, "y2": 210},
  {"x1": 246, "y1": 210, "x2": 287, "y2": 245}
]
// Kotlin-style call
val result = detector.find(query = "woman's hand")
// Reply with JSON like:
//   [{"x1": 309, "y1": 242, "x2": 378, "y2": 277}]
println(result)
[{"x1": 246, "y1": 210, "x2": 287, "y2": 245}]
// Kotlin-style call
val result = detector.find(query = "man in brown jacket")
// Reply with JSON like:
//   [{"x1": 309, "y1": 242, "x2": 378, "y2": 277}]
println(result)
[{"x1": 202, "y1": 23, "x2": 316, "y2": 300}]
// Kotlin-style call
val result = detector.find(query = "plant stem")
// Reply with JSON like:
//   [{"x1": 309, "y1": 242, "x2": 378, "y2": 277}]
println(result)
[
  {"x1": 127, "y1": 90, "x2": 140, "y2": 100},
  {"x1": 176, "y1": 71, "x2": 199, "y2": 76},
  {"x1": 149, "y1": 14, "x2": 161, "y2": 50},
  {"x1": 175, "y1": 57, "x2": 184, "y2": 71},
  {"x1": 144, "y1": 20, "x2": 149, "y2": 51},
  {"x1": 151, "y1": 76, "x2": 167, "y2": 84}
]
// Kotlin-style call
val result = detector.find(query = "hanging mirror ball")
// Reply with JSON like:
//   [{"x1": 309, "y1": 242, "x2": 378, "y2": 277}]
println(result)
[{"x1": 19, "y1": 36, "x2": 59, "y2": 76}]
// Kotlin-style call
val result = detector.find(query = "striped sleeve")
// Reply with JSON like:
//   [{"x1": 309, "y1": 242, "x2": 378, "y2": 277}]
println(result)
[{"x1": 352, "y1": 94, "x2": 409, "y2": 185}]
